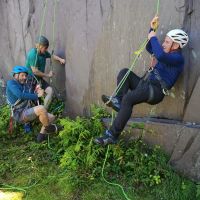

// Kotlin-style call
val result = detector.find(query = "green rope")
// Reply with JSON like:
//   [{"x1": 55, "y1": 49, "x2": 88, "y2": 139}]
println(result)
[
  {"x1": 156, "y1": 0, "x2": 160, "y2": 16},
  {"x1": 108, "y1": 39, "x2": 149, "y2": 101},
  {"x1": 0, "y1": 181, "x2": 38, "y2": 194},
  {"x1": 51, "y1": 0, "x2": 58, "y2": 54},
  {"x1": 101, "y1": 145, "x2": 132, "y2": 200},
  {"x1": 102, "y1": 1, "x2": 161, "y2": 200},
  {"x1": 32, "y1": 0, "x2": 48, "y2": 84},
  {"x1": 107, "y1": 0, "x2": 160, "y2": 102},
  {"x1": 38, "y1": 0, "x2": 48, "y2": 42},
  {"x1": 0, "y1": 0, "x2": 58, "y2": 195},
  {"x1": 50, "y1": 0, "x2": 59, "y2": 85}
]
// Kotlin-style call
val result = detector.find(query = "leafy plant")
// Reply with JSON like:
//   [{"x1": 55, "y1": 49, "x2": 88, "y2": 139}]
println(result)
[
  {"x1": 57, "y1": 105, "x2": 171, "y2": 190},
  {"x1": 0, "y1": 104, "x2": 198, "y2": 200},
  {"x1": 48, "y1": 97, "x2": 64, "y2": 117}
]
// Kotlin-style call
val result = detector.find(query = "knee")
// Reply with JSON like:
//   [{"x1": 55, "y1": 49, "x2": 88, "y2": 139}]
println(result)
[
  {"x1": 34, "y1": 105, "x2": 47, "y2": 115},
  {"x1": 117, "y1": 68, "x2": 129, "y2": 79},
  {"x1": 49, "y1": 114, "x2": 56, "y2": 123},
  {"x1": 121, "y1": 93, "x2": 133, "y2": 107},
  {"x1": 45, "y1": 86, "x2": 53, "y2": 96}
]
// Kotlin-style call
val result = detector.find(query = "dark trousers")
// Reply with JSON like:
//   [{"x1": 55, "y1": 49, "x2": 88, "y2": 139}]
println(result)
[{"x1": 110, "y1": 68, "x2": 165, "y2": 138}]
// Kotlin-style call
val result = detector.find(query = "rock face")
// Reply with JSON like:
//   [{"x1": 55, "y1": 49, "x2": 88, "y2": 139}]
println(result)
[
  {"x1": 0, "y1": 0, "x2": 193, "y2": 119},
  {"x1": 103, "y1": 118, "x2": 200, "y2": 182},
  {"x1": 1, "y1": 0, "x2": 200, "y2": 181},
  {"x1": 184, "y1": 77, "x2": 200, "y2": 123}
]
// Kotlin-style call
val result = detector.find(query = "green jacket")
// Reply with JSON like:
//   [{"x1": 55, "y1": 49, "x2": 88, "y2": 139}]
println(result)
[{"x1": 25, "y1": 48, "x2": 51, "y2": 75}]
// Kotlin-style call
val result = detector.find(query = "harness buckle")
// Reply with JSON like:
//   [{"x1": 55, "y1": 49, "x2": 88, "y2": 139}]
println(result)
[
  {"x1": 162, "y1": 88, "x2": 170, "y2": 96},
  {"x1": 148, "y1": 67, "x2": 154, "y2": 73}
]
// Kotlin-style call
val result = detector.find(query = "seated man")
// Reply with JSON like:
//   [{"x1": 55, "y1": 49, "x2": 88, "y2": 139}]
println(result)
[
  {"x1": 95, "y1": 16, "x2": 189, "y2": 145},
  {"x1": 26, "y1": 35, "x2": 65, "y2": 109},
  {"x1": 6, "y1": 66, "x2": 58, "y2": 142}
]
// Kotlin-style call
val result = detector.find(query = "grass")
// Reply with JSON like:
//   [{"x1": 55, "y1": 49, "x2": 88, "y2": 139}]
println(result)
[
  {"x1": 0, "y1": 104, "x2": 199, "y2": 200},
  {"x1": 0, "y1": 132, "x2": 198, "y2": 200}
]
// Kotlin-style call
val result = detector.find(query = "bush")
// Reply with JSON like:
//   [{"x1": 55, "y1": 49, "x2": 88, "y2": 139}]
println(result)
[{"x1": 57, "y1": 105, "x2": 172, "y2": 189}]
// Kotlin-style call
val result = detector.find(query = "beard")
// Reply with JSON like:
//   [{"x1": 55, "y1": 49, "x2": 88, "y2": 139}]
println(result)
[{"x1": 18, "y1": 79, "x2": 26, "y2": 84}]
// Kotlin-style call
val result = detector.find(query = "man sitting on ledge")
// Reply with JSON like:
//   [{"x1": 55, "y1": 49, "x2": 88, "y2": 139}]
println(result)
[{"x1": 6, "y1": 66, "x2": 58, "y2": 142}]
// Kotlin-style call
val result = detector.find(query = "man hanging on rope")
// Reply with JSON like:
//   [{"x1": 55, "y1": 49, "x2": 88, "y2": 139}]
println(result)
[
  {"x1": 95, "y1": 16, "x2": 189, "y2": 145},
  {"x1": 6, "y1": 66, "x2": 58, "y2": 142},
  {"x1": 26, "y1": 35, "x2": 65, "y2": 109}
]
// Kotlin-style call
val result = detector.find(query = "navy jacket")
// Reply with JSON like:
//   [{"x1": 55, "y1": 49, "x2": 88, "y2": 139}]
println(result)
[{"x1": 146, "y1": 36, "x2": 184, "y2": 89}]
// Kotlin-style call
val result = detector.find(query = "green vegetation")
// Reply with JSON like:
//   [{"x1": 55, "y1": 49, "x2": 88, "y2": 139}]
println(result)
[{"x1": 0, "y1": 104, "x2": 199, "y2": 200}]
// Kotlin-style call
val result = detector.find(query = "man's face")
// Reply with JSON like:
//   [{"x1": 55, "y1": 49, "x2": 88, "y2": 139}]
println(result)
[
  {"x1": 162, "y1": 36, "x2": 174, "y2": 53},
  {"x1": 14, "y1": 72, "x2": 27, "y2": 84},
  {"x1": 40, "y1": 45, "x2": 48, "y2": 54},
  {"x1": 162, "y1": 36, "x2": 180, "y2": 53}
]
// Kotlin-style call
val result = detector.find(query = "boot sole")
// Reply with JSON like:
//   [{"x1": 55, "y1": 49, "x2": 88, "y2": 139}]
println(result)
[{"x1": 101, "y1": 95, "x2": 120, "y2": 112}]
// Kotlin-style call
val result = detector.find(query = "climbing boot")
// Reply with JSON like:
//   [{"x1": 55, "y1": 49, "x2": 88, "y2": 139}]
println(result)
[
  {"x1": 37, "y1": 133, "x2": 48, "y2": 143},
  {"x1": 44, "y1": 124, "x2": 63, "y2": 133},
  {"x1": 94, "y1": 130, "x2": 118, "y2": 146},
  {"x1": 45, "y1": 124, "x2": 58, "y2": 133},
  {"x1": 24, "y1": 123, "x2": 32, "y2": 134},
  {"x1": 102, "y1": 94, "x2": 121, "y2": 112}
]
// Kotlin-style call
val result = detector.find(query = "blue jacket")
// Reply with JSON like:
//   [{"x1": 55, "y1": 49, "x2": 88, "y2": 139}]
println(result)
[
  {"x1": 146, "y1": 36, "x2": 184, "y2": 89},
  {"x1": 6, "y1": 79, "x2": 38, "y2": 105}
]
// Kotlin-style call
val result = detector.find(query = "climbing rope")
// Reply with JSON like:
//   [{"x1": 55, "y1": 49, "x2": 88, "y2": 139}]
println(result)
[
  {"x1": 32, "y1": 0, "x2": 61, "y2": 100},
  {"x1": 2, "y1": 0, "x2": 60, "y2": 194},
  {"x1": 49, "y1": 0, "x2": 65, "y2": 98},
  {"x1": 106, "y1": 0, "x2": 160, "y2": 104},
  {"x1": 49, "y1": 0, "x2": 59, "y2": 88},
  {"x1": 51, "y1": 0, "x2": 58, "y2": 55},
  {"x1": 31, "y1": 0, "x2": 49, "y2": 86},
  {"x1": 108, "y1": 39, "x2": 149, "y2": 102},
  {"x1": 101, "y1": 1, "x2": 160, "y2": 199},
  {"x1": 102, "y1": 145, "x2": 131, "y2": 200},
  {"x1": 34, "y1": 0, "x2": 48, "y2": 69},
  {"x1": 48, "y1": 134, "x2": 53, "y2": 150},
  {"x1": 0, "y1": 181, "x2": 38, "y2": 194}
]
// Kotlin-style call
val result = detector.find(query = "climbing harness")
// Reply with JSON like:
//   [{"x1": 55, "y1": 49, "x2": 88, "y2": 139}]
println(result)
[
  {"x1": 141, "y1": 55, "x2": 170, "y2": 96},
  {"x1": 152, "y1": 68, "x2": 170, "y2": 96},
  {"x1": 7, "y1": 99, "x2": 21, "y2": 134},
  {"x1": 7, "y1": 98, "x2": 32, "y2": 134}
]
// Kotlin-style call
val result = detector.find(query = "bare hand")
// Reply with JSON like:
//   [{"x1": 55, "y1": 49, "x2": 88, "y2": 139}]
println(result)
[
  {"x1": 59, "y1": 58, "x2": 65, "y2": 64},
  {"x1": 150, "y1": 15, "x2": 159, "y2": 30},
  {"x1": 48, "y1": 71, "x2": 54, "y2": 78},
  {"x1": 148, "y1": 31, "x2": 156, "y2": 40},
  {"x1": 37, "y1": 88, "x2": 44, "y2": 97},
  {"x1": 35, "y1": 84, "x2": 42, "y2": 91}
]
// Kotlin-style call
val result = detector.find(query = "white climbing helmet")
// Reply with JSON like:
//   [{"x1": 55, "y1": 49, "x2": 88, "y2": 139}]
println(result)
[{"x1": 167, "y1": 29, "x2": 189, "y2": 48}]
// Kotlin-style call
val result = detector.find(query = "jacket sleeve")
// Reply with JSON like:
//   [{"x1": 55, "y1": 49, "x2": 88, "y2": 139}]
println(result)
[
  {"x1": 8, "y1": 81, "x2": 38, "y2": 101},
  {"x1": 149, "y1": 37, "x2": 184, "y2": 66},
  {"x1": 145, "y1": 28, "x2": 154, "y2": 54},
  {"x1": 146, "y1": 40, "x2": 153, "y2": 55}
]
